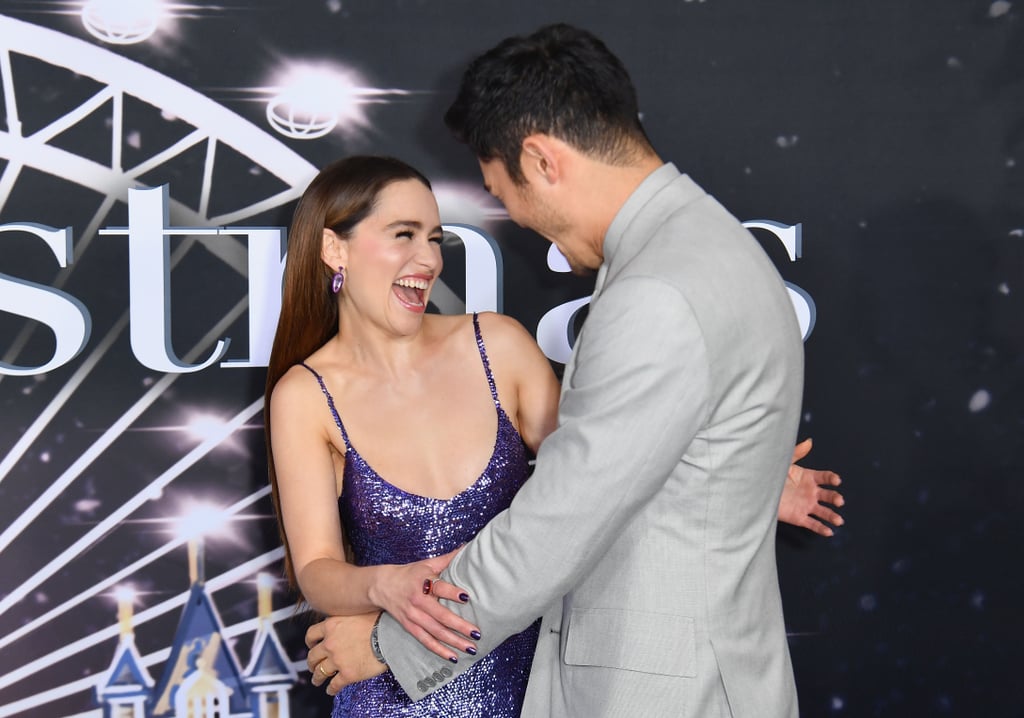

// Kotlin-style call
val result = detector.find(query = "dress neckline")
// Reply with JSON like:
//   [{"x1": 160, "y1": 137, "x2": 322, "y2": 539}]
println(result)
[
  {"x1": 301, "y1": 313, "x2": 523, "y2": 503},
  {"x1": 342, "y1": 406, "x2": 515, "y2": 503}
]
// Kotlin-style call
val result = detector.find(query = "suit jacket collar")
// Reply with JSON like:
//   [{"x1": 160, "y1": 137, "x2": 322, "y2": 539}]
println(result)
[
  {"x1": 564, "y1": 164, "x2": 705, "y2": 388},
  {"x1": 594, "y1": 163, "x2": 705, "y2": 299}
]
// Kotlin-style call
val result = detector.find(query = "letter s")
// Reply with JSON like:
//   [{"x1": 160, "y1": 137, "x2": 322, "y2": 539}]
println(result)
[
  {"x1": 743, "y1": 220, "x2": 817, "y2": 340},
  {"x1": 0, "y1": 223, "x2": 91, "y2": 376}
]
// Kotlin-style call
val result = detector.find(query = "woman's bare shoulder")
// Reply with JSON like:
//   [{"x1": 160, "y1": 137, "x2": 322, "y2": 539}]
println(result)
[
  {"x1": 474, "y1": 311, "x2": 539, "y2": 353},
  {"x1": 270, "y1": 361, "x2": 324, "y2": 408}
]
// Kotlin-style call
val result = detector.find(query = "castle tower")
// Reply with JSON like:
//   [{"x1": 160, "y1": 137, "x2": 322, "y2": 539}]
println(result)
[
  {"x1": 94, "y1": 586, "x2": 155, "y2": 718},
  {"x1": 242, "y1": 573, "x2": 297, "y2": 718},
  {"x1": 150, "y1": 535, "x2": 250, "y2": 716}
]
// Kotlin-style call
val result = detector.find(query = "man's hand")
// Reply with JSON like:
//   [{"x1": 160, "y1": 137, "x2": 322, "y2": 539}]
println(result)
[
  {"x1": 778, "y1": 438, "x2": 845, "y2": 536},
  {"x1": 306, "y1": 611, "x2": 387, "y2": 696}
]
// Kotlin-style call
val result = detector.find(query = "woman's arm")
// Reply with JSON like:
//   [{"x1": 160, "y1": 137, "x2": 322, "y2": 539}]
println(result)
[{"x1": 271, "y1": 365, "x2": 373, "y2": 613}]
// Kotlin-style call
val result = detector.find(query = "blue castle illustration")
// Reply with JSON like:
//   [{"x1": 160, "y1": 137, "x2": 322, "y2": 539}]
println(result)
[{"x1": 94, "y1": 537, "x2": 297, "y2": 717}]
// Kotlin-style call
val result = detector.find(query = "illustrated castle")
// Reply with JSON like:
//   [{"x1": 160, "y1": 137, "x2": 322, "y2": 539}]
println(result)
[{"x1": 94, "y1": 537, "x2": 297, "y2": 717}]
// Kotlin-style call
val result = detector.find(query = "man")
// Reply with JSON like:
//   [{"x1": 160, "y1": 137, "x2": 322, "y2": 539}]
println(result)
[{"x1": 311, "y1": 23, "x2": 804, "y2": 716}]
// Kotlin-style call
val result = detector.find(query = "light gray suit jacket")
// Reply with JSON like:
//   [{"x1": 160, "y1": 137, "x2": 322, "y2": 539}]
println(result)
[{"x1": 379, "y1": 164, "x2": 803, "y2": 717}]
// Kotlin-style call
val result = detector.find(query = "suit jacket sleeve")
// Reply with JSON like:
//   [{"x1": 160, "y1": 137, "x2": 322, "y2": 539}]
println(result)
[{"x1": 379, "y1": 275, "x2": 711, "y2": 699}]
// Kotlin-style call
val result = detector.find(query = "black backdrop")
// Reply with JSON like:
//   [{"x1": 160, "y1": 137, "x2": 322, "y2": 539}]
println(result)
[{"x1": 0, "y1": 1, "x2": 1021, "y2": 716}]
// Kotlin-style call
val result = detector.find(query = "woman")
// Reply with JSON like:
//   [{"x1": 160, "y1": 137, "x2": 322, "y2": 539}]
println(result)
[
  {"x1": 265, "y1": 155, "x2": 558, "y2": 716},
  {"x1": 266, "y1": 156, "x2": 843, "y2": 716}
]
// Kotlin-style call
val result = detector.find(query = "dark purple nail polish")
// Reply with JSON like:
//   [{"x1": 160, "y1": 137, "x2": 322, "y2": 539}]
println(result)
[
  {"x1": 459, "y1": 593, "x2": 470, "y2": 602},
  {"x1": 448, "y1": 656, "x2": 458, "y2": 664},
  {"x1": 466, "y1": 646, "x2": 477, "y2": 655},
  {"x1": 470, "y1": 630, "x2": 481, "y2": 640}
]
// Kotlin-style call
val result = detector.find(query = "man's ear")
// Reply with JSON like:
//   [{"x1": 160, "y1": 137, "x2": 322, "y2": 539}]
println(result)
[
  {"x1": 521, "y1": 134, "x2": 560, "y2": 185},
  {"x1": 321, "y1": 228, "x2": 348, "y2": 269}
]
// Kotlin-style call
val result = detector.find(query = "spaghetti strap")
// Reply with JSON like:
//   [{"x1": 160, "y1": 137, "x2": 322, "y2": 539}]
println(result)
[
  {"x1": 299, "y1": 361, "x2": 351, "y2": 450},
  {"x1": 472, "y1": 313, "x2": 501, "y2": 408}
]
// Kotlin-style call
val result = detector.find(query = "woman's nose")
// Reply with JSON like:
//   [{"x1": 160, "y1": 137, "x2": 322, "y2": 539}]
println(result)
[{"x1": 415, "y1": 240, "x2": 441, "y2": 269}]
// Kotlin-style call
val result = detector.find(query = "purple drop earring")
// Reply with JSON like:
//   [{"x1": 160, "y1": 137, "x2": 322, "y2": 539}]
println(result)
[{"x1": 331, "y1": 266, "x2": 344, "y2": 294}]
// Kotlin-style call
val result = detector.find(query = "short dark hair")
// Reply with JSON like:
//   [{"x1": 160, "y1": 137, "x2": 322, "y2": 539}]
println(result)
[{"x1": 444, "y1": 23, "x2": 652, "y2": 184}]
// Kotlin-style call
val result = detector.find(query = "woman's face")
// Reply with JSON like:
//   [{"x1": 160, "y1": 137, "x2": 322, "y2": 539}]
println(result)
[{"x1": 335, "y1": 178, "x2": 444, "y2": 332}]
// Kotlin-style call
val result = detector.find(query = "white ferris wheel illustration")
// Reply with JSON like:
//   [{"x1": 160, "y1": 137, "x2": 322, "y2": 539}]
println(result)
[{"x1": 0, "y1": 11, "x2": 325, "y2": 717}]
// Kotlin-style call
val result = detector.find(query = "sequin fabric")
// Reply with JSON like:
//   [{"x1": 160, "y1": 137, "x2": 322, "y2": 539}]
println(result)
[{"x1": 302, "y1": 314, "x2": 539, "y2": 718}]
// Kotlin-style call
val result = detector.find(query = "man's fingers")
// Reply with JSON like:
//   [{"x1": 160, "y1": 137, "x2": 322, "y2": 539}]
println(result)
[
  {"x1": 811, "y1": 505, "x2": 844, "y2": 527},
  {"x1": 814, "y1": 485, "x2": 845, "y2": 509},
  {"x1": 326, "y1": 673, "x2": 349, "y2": 697},
  {"x1": 306, "y1": 645, "x2": 321, "y2": 673},
  {"x1": 814, "y1": 471, "x2": 842, "y2": 488},
  {"x1": 305, "y1": 621, "x2": 325, "y2": 649},
  {"x1": 310, "y1": 658, "x2": 338, "y2": 687},
  {"x1": 809, "y1": 520, "x2": 835, "y2": 537}
]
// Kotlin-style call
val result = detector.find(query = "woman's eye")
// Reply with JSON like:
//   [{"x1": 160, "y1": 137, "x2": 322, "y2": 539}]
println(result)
[
  {"x1": 429, "y1": 235, "x2": 444, "y2": 244},
  {"x1": 396, "y1": 230, "x2": 414, "y2": 240}
]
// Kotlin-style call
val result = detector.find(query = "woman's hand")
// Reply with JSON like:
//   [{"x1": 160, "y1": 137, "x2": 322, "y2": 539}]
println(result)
[
  {"x1": 778, "y1": 438, "x2": 845, "y2": 536},
  {"x1": 368, "y1": 548, "x2": 480, "y2": 661}
]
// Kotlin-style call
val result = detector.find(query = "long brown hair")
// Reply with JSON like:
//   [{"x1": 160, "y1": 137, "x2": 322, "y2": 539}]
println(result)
[{"x1": 264, "y1": 155, "x2": 432, "y2": 594}]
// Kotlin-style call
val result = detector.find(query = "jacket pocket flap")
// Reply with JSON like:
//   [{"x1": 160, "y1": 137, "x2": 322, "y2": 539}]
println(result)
[{"x1": 563, "y1": 607, "x2": 696, "y2": 677}]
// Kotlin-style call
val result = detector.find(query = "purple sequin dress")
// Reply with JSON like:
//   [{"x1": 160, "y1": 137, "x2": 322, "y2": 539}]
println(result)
[{"x1": 301, "y1": 314, "x2": 539, "y2": 718}]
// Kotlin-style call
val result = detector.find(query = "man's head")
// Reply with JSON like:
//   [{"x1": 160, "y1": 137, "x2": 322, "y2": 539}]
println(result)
[{"x1": 444, "y1": 23, "x2": 654, "y2": 186}]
